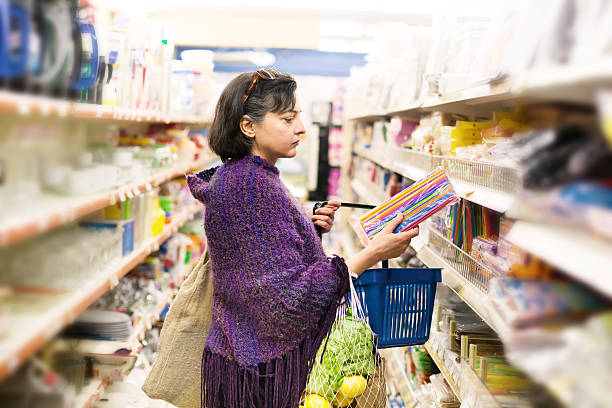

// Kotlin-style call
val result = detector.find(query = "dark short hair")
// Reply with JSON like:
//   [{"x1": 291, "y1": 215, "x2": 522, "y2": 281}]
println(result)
[{"x1": 209, "y1": 71, "x2": 297, "y2": 162}]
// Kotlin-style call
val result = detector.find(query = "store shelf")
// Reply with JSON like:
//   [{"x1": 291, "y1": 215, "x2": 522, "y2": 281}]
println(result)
[
  {"x1": 354, "y1": 146, "x2": 520, "y2": 213},
  {"x1": 347, "y1": 112, "x2": 389, "y2": 122},
  {"x1": 425, "y1": 334, "x2": 502, "y2": 408},
  {"x1": 417, "y1": 244, "x2": 500, "y2": 335},
  {"x1": 506, "y1": 221, "x2": 612, "y2": 298},
  {"x1": 381, "y1": 348, "x2": 417, "y2": 408},
  {"x1": 518, "y1": 58, "x2": 612, "y2": 105},
  {"x1": 340, "y1": 230, "x2": 359, "y2": 259},
  {"x1": 350, "y1": 61, "x2": 612, "y2": 121},
  {"x1": 127, "y1": 257, "x2": 196, "y2": 352},
  {"x1": 350, "y1": 178, "x2": 386, "y2": 207},
  {"x1": 422, "y1": 342, "x2": 462, "y2": 403},
  {"x1": 74, "y1": 377, "x2": 109, "y2": 408},
  {"x1": 0, "y1": 91, "x2": 212, "y2": 125},
  {"x1": 0, "y1": 156, "x2": 215, "y2": 249},
  {"x1": 0, "y1": 203, "x2": 203, "y2": 382}
]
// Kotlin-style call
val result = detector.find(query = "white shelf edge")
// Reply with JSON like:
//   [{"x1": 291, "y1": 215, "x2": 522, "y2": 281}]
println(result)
[
  {"x1": 506, "y1": 221, "x2": 612, "y2": 298},
  {"x1": 422, "y1": 342, "x2": 463, "y2": 403},
  {"x1": 0, "y1": 90, "x2": 212, "y2": 125}
]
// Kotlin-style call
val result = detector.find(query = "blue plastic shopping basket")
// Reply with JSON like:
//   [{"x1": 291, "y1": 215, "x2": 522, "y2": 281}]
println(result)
[
  {"x1": 313, "y1": 201, "x2": 442, "y2": 348},
  {"x1": 352, "y1": 267, "x2": 442, "y2": 348}
]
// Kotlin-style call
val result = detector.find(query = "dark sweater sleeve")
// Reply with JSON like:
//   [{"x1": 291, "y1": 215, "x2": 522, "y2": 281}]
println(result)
[{"x1": 210, "y1": 163, "x2": 350, "y2": 343}]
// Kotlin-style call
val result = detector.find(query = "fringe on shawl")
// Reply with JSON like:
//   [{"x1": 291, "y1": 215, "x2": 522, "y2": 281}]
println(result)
[
  {"x1": 201, "y1": 256, "x2": 349, "y2": 408},
  {"x1": 201, "y1": 341, "x2": 307, "y2": 408}
]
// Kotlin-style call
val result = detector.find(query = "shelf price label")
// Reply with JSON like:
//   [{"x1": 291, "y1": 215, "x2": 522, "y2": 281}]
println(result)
[{"x1": 109, "y1": 275, "x2": 119, "y2": 289}]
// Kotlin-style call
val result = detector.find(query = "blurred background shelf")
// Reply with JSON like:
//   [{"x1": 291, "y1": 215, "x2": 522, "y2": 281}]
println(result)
[
  {"x1": 351, "y1": 60, "x2": 612, "y2": 121},
  {"x1": 0, "y1": 203, "x2": 202, "y2": 382},
  {"x1": 350, "y1": 178, "x2": 386, "y2": 207},
  {"x1": 74, "y1": 377, "x2": 108, "y2": 408},
  {"x1": 126, "y1": 254, "x2": 196, "y2": 353},
  {"x1": 0, "y1": 156, "x2": 213, "y2": 249},
  {"x1": 0, "y1": 91, "x2": 212, "y2": 125},
  {"x1": 381, "y1": 348, "x2": 418, "y2": 408}
]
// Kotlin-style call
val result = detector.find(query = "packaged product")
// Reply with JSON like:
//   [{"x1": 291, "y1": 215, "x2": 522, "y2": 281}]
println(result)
[{"x1": 359, "y1": 167, "x2": 458, "y2": 243}]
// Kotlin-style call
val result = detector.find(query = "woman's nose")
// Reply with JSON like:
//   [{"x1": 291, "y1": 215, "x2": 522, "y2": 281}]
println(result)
[{"x1": 295, "y1": 118, "x2": 306, "y2": 135}]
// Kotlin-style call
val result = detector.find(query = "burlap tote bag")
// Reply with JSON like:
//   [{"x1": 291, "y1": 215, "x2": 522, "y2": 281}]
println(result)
[{"x1": 142, "y1": 250, "x2": 213, "y2": 408}]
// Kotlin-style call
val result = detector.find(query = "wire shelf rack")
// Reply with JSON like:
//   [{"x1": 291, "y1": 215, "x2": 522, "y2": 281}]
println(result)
[{"x1": 425, "y1": 226, "x2": 499, "y2": 293}]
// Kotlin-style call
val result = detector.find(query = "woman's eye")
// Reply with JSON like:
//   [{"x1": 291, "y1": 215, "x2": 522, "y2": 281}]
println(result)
[{"x1": 284, "y1": 117, "x2": 295, "y2": 123}]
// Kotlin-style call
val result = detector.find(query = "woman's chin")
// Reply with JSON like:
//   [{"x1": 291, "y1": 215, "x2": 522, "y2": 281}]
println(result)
[{"x1": 284, "y1": 147, "x2": 298, "y2": 158}]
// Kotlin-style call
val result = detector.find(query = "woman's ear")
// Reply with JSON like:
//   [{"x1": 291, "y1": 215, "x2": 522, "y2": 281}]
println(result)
[{"x1": 240, "y1": 115, "x2": 256, "y2": 140}]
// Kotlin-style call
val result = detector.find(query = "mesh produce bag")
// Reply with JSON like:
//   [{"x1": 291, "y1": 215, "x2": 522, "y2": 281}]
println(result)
[{"x1": 301, "y1": 278, "x2": 386, "y2": 408}]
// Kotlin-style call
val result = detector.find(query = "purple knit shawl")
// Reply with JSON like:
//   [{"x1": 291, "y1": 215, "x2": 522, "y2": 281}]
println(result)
[{"x1": 187, "y1": 154, "x2": 349, "y2": 408}]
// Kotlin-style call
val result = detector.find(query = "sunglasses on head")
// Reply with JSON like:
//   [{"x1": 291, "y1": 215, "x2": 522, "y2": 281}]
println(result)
[{"x1": 243, "y1": 67, "x2": 281, "y2": 103}]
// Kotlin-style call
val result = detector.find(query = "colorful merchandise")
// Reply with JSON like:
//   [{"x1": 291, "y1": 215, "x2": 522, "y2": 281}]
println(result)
[
  {"x1": 360, "y1": 167, "x2": 458, "y2": 240},
  {"x1": 488, "y1": 278, "x2": 610, "y2": 328}
]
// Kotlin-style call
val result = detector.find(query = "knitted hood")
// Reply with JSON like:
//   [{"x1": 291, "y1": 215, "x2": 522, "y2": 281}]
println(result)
[{"x1": 186, "y1": 166, "x2": 219, "y2": 203}]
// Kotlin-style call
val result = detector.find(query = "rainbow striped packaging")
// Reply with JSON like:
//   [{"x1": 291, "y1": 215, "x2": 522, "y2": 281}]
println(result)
[{"x1": 360, "y1": 166, "x2": 458, "y2": 240}]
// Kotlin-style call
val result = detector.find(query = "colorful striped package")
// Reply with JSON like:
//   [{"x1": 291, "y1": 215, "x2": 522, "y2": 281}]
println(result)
[{"x1": 360, "y1": 166, "x2": 458, "y2": 240}]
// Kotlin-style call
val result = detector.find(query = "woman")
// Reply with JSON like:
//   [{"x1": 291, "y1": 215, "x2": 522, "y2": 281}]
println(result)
[{"x1": 187, "y1": 68, "x2": 419, "y2": 408}]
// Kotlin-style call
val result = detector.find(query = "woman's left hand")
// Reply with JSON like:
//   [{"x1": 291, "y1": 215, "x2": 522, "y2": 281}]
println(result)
[{"x1": 310, "y1": 200, "x2": 341, "y2": 234}]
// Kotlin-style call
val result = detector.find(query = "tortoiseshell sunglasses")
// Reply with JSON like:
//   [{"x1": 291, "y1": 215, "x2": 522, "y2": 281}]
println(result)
[{"x1": 243, "y1": 67, "x2": 281, "y2": 103}]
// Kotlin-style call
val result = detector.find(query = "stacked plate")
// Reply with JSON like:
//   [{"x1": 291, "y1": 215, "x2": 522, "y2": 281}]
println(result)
[{"x1": 66, "y1": 310, "x2": 132, "y2": 341}]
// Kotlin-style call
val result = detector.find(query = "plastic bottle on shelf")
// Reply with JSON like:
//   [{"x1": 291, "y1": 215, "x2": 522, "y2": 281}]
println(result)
[
  {"x1": 151, "y1": 195, "x2": 166, "y2": 237},
  {"x1": 101, "y1": 28, "x2": 128, "y2": 107}
]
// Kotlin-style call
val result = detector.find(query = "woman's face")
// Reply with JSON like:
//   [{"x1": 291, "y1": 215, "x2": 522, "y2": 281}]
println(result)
[{"x1": 251, "y1": 97, "x2": 306, "y2": 165}]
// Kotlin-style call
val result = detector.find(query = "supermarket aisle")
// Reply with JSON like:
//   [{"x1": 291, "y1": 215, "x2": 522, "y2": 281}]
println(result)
[{"x1": 1, "y1": 1, "x2": 612, "y2": 408}]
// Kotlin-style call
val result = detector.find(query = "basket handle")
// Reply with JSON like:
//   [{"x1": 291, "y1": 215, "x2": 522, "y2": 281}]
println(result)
[{"x1": 313, "y1": 201, "x2": 376, "y2": 239}]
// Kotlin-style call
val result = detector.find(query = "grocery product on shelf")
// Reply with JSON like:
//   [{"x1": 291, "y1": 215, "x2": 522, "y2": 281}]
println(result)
[
  {"x1": 488, "y1": 278, "x2": 610, "y2": 329},
  {"x1": 0, "y1": 222, "x2": 123, "y2": 289},
  {"x1": 429, "y1": 286, "x2": 559, "y2": 408},
  {"x1": 0, "y1": 0, "x2": 215, "y2": 117},
  {"x1": 504, "y1": 311, "x2": 612, "y2": 408},
  {"x1": 0, "y1": 222, "x2": 204, "y2": 405},
  {"x1": 0, "y1": 359, "x2": 77, "y2": 407},
  {"x1": 64, "y1": 310, "x2": 132, "y2": 341}
]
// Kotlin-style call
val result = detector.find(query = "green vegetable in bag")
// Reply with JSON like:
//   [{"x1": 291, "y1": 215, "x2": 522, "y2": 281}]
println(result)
[{"x1": 306, "y1": 308, "x2": 377, "y2": 403}]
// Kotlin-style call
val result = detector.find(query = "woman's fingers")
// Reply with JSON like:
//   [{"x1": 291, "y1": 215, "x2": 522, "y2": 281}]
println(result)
[
  {"x1": 327, "y1": 200, "x2": 341, "y2": 209},
  {"x1": 381, "y1": 214, "x2": 404, "y2": 234},
  {"x1": 314, "y1": 206, "x2": 336, "y2": 217},
  {"x1": 312, "y1": 215, "x2": 334, "y2": 226},
  {"x1": 314, "y1": 219, "x2": 332, "y2": 231},
  {"x1": 398, "y1": 226, "x2": 419, "y2": 240}
]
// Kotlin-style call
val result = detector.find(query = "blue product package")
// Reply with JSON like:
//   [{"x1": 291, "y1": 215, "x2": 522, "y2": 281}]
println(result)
[{"x1": 80, "y1": 219, "x2": 135, "y2": 256}]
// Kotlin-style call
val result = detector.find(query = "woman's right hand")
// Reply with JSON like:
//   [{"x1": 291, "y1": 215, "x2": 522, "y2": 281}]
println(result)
[{"x1": 346, "y1": 214, "x2": 419, "y2": 276}]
